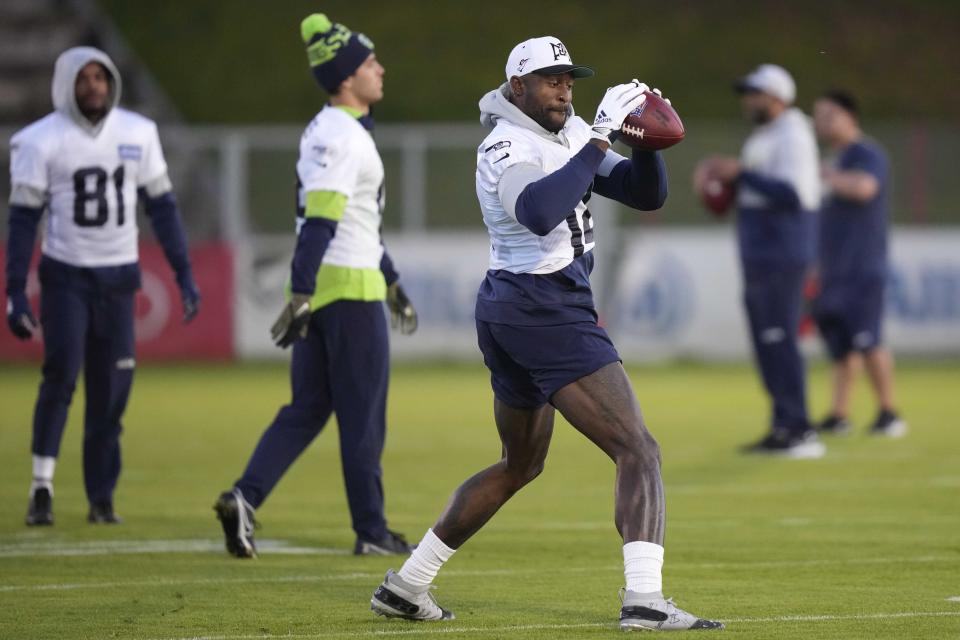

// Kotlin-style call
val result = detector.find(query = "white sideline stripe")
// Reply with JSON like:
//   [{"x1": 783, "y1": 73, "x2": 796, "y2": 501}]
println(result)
[
  {"x1": 280, "y1": 513, "x2": 960, "y2": 536},
  {"x1": 144, "y1": 611, "x2": 960, "y2": 640},
  {"x1": 947, "y1": 596, "x2": 960, "y2": 602},
  {"x1": 0, "y1": 538, "x2": 345, "y2": 558},
  {"x1": 664, "y1": 478, "x2": 960, "y2": 495},
  {"x1": 1, "y1": 555, "x2": 955, "y2": 592},
  {"x1": 0, "y1": 573, "x2": 377, "y2": 593}
]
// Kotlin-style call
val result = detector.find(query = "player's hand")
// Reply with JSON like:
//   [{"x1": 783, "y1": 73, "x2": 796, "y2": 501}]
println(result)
[
  {"x1": 695, "y1": 156, "x2": 740, "y2": 188},
  {"x1": 270, "y1": 293, "x2": 312, "y2": 348},
  {"x1": 650, "y1": 86, "x2": 672, "y2": 106},
  {"x1": 590, "y1": 80, "x2": 649, "y2": 144},
  {"x1": 709, "y1": 156, "x2": 742, "y2": 182},
  {"x1": 6, "y1": 292, "x2": 38, "y2": 340},
  {"x1": 386, "y1": 283, "x2": 417, "y2": 335},
  {"x1": 693, "y1": 157, "x2": 719, "y2": 194},
  {"x1": 179, "y1": 279, "x2": 201, "y2": 324}
]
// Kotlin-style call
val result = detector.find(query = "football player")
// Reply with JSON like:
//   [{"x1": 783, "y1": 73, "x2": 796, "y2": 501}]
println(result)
[
  {"x1": 6, "y1": 47, "x2": 200, "y2": 525},
  {"x1": 698, "y1": 65, "x2": 824, "y2": 458},
  {"x1": 213, "y1": 14, "x2": 417, "y2": 558},
  {"x1": 369, "y1": 36, "x2": 723, "y2": 631}
]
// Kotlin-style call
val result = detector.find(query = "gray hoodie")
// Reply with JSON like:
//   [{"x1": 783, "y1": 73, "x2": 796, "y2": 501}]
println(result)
[
  {"x1": 478, "y1": 82, "x2": 581, "y2": 149},
  {"x1": 52, "y1": 46, "x2": 122, "y2": 137}
]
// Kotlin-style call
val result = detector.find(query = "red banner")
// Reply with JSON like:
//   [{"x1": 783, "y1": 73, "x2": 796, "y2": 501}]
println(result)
[{"x1": 0, "y1": 243, "x2": 234, "y2": 361}]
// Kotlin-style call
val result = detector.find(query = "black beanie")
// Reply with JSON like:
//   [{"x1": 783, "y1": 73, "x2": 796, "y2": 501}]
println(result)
[{"x1": 301, "y1": 13, "x2": 375, "y2": 94}]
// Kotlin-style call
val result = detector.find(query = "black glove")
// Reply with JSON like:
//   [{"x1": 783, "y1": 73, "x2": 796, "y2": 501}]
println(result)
[
  {"x1": 270, "y1": 293, "x2": 312, "y2": 348},
  {"x1": 179, "y1": 277, "x2": 201, "y2": 324},
  {"x1": 386, "y1": 283, "x2": 418, "y2": 335},
  {"x1": 6, "y1": 292, "x2": 38, "y2": 340}
]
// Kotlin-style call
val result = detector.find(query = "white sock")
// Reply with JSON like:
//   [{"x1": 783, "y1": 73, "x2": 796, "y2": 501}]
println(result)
[
  {"x1": 31, "y1": 455, "x2": 56, "y2": 495},
  {"x1": 624, "y1": 540, "x2": 664, "y2": 595},
  {"x1": 397, "y1": 528, "x2": 456, "y2": 587}
]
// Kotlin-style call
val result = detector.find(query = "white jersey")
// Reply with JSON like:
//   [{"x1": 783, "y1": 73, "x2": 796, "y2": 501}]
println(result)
[
  {"x1": 8, "y1": 46, "x2": 170, "y2": 268},
  {"x1": 738, "y1": 107, "x2": 820, "y2": 211},
  {"x1": 476, "y1": 84, "x2": 622, "y2": 275},
  {"x1": 297, "y1": 105, "x2": 385, "y2": 271},
  {"x1": 10, "y1": 109, "x2": 168, "y2": 267}
]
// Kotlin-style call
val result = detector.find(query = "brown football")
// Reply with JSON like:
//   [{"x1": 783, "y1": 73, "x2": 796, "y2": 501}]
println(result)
[
  {"x1": 700, "y1": 178, "x2": 737, "y2": 216},
  {"x1": 619, "y1": 91, "x2": 685, "y2": 150}
]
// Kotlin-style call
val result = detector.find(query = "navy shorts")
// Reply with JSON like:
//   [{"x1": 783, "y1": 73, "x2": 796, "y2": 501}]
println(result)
[
  {"x1": 476, "y1": 319, "x2": 621, "y2": 409},
  {"x1": 814, "y1": 276, "x2": 885, "y2": 360}
]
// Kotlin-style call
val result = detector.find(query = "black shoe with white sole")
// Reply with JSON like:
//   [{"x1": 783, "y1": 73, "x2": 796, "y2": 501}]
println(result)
[
  {"x1": 214, "y1": 488, "x2": 258, "y2": 558},
  {"x1": 869, "y1": 409, "x2": 907, "y2": 438},
  {"x1": 88, "y1": 501, "x2": 123, "y2": 524},
  {"x1": 354, "y1": 529, "x2": 414, "y2": 555},
  {"x1": 742, "y1": 429, "x2": 826, "y2": 459},
  {"x1": 817, "y1": 414, "x2": 851, "y2": 435},
  {"x1": 26, "y1": 487, "x2": 54, "y2": 526}
]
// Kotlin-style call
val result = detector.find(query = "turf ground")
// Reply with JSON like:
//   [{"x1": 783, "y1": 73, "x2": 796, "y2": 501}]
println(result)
[{"x1": 0, "y1": 359, "x2": 958, "y2": 639}]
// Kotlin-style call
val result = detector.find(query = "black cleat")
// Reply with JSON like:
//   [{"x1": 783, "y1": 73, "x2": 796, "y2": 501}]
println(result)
[
  {"x1": 214, "y1": 488, "x2": 258, "y2": 558},
  {"x1": 355, "y1": 529, "x2": 414, "y2": 556},
  {"x1": 742, "y1": 429, "x2": 825, "y2": 459},
  {"x1": 88, "y1": 501, "x2": 123, "y2": 524},
  {"x1": 26, "y1": 488, "x2": 54, "y2": 526},
  {"x1": 817, "y1": 414, "x2": 851, "y2": 435},
  {"x1": 869, "y1": 409, "x2": 907, "y2": 438}
]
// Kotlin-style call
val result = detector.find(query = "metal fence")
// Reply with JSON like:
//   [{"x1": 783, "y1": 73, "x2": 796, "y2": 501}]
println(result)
[{"x1": 2, "y1": 119, "x2": 957, "y2": 242}]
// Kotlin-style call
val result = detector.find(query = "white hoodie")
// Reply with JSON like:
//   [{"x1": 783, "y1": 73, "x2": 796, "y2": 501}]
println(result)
[
  {"x1": 51, "y1": 46, "x2": 123, "y2": 137},
  {"x1": 475, "y1": 83, "x2": 624, "y2": 274},
  {"x1": 9, "y1": 47, "x2": 170, "y2": 267}
]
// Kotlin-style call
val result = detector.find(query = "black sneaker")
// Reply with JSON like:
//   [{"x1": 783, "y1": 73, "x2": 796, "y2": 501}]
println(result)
[
  {"x1": 26, "y1": 487, "x2": 54, "y2": 526},
  {"x1": 88, "y1": 501, "x2": 123, "y2": 524},
  {"x1": 214, "y1": 488, "x2": 258, "y2": 558},
  {"x1": 817, "y1": 414, "x2": 851, "y2": 435},
  {"x1": 355, "y1": 529, "x2": 414, "y2": 556},
  {"x1": 742, "y1": 429, "x2": 825, "y2": 459},
  {"x1": 869, "y1": 409, "x2": 907, "y2": 438}
]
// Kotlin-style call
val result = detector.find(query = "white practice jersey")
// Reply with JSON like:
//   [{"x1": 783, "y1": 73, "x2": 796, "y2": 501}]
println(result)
[
  {"x1": 476, "y1": 84, "x2": 622, "y2": 275},
  {"x1": 296, "y1": 105, "x2": 385, "y2": 271},
  {"x1": 9, "y1": 45, "x2": 170, "y2": 269},
  {"x1": 738, "y1": 107, "x2": 820, "y2": 211},
  {"x1": 10, "y1": 109, "x2": 168, "y2": 267}
]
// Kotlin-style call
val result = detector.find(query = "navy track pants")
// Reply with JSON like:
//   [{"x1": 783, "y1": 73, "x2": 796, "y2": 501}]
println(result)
[
  {"x1": 236, "y1": 299, "x2": 390, "y2": 541},
  {"x1": 742, "y1": 262, "x2": 810, "y2": 434},
  {"x1": 32, "y1": 268, "x2": 136, "y2": 504}
]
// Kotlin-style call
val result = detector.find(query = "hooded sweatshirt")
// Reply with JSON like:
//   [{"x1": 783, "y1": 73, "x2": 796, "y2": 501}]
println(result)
[
  {"x1": 52, "y1": 46, "x2": 123, "y2": 137},
  {"x1": 473, "y1": 82, "x2": 667, "y2": 326},
  {"x1": 9, "y1": 47, "x2": 171, "y2": 270}
]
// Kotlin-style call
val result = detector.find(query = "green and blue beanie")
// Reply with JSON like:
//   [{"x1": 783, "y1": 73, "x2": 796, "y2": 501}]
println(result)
[{"x1": 301, "y1": 13, "x2": 374, "y2": 93}]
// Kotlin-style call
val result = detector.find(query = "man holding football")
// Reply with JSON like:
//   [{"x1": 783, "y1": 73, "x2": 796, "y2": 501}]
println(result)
[
  {"x1": 697, "y1": 64, "x2": 824, "y2": 458},
  {"x1": 369, "y1": 36, "x2": 723, "y2": 632}
]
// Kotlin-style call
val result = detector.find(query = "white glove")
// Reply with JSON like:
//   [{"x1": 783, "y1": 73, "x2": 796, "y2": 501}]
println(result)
[
  {"x1": 651, "y1": 87, "x2": 671, "y2": 106},
  {"x1": 590, "y1": 80, "x2": 649, "y2": 143}
]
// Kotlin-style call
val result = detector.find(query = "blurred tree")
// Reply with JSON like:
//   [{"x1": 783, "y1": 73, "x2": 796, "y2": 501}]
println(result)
[{"x1": 101, "y1": 0, "x2": 959, "y2": 123}]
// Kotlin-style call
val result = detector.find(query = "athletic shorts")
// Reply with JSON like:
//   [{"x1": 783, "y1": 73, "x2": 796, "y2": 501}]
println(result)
[
  {"x1": 475, "y1": 318, "x2": 621, "y2": 409},
  {"x1": 813, "y1": 276, "x2": 885, "y2": 360}
]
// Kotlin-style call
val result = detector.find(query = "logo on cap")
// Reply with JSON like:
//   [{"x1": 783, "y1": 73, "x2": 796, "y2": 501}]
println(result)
[
  {"x1": 517, "y1": 57, "x2": 529, "y2": 72},
  {"x1": 550, "y1": 42, "x2": 568, "y2": 61}
]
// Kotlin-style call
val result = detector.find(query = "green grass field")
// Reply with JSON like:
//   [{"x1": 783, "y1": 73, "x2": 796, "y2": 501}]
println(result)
[{"x1": 1, "y1": 359, "x2": 958, "y2": 639}]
